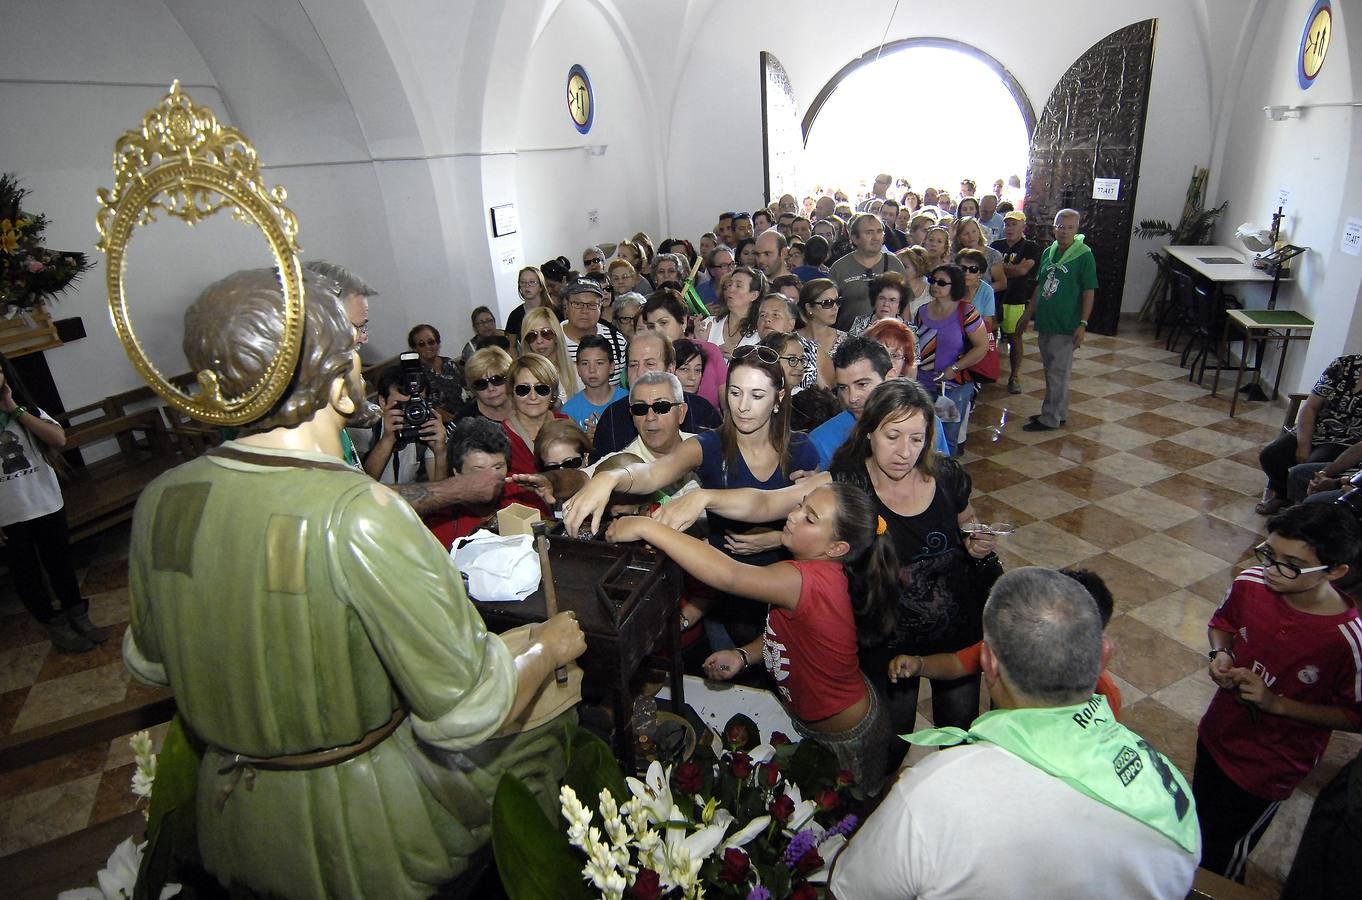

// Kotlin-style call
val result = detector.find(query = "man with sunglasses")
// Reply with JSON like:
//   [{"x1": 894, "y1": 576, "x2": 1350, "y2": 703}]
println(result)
[
  {"x1": 828, "y1": 213, "x2": 906, "y2": 331},
  {"x1": 590, "y1": 331, "x2": 721, "y2": 456},
  {"x1": 587, "y1": 372, "x2": 698, "y2": 498},
  {"x1": 1195, "y1": 502, "x2": 1362, "y2": 883}
]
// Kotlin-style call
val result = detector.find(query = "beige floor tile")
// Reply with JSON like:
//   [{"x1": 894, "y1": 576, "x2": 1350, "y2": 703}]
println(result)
[
  {"x1": 1208, "y1": 494, "x2": 1272, "y2": 533},
  {"x1": 0, "y1": 771, "x2": 101, "y2": 855},
  {"x1": 1122, "y1": 344, "x2": 1183, "y2": 361},
  {"x1": 1165, "y1": 426, "x2": 1255, "y2": 455},
  {"x1": 87, "y1": 587, "x2": 131, "y2": 628},
  {"x1": 11, "y1": 662, "x2": 131, "y2": 733},
  {"x1": 1069, "y1": 397, "x2": 1146, "y2": 422},
  {"x1": 1128, "y1": 590, "x2": 1219, "y2": 651},
  {"x1": 1130, "y1": 361, "x2": 1196, "y2": 381},
  {"x1": 1249, "y1": 790, "x2": 1317, "y2": 886},
  {"x1": 1002, "y1": 521, "x2": 1103, "y2": 569},
  {"x1": 1117, "y1": 698, "x2": 1202, "y2": 778},
  {"x1": 1188, "y1": 458, "x2": 1268, "y2": 497},
  {"x1": 1157, "y1": 402, "x2": 1235, "y2": 427},
  {"x1": 0, "y1": 642, "x2": 50, "y2": 695},
  {"x1": 1074, "y1": 422, "x2": 1159, "y2": 450},
  {"x1": 1069, "y1": 359, "x2": 1117, "y2": 377},
  {"x1": 1138, "y1": 379, "x2": 1218, "y2": 402},
  {"x1": 1110, "y1": 533, "x2": 1233, "y2": 588},
  {"x1": 1095, "y1": 488, "x2": 1200, "y2": 530},
  {"x1": 1106, "y1": 615, "x2": 1209, "y2": 697},
  {"x1": 1106, "y1": 671, "x2": 1146, "y2": 711},
  {"x1": 1149, "y1": 669, "x2": 1219, "y2": 723},
  {"x1": 986, "y1": 446, "x2": 1077, "y2": 479},
  {"x1": 987, "y1": 483, "x2": 1089, "y2": 520},
  {"x1": 1086, "y1": 451, "x2": 1181, "y2": 487},
  {"x1": 1067, "y1": 377, "x2": 1130, "y2": 398}
]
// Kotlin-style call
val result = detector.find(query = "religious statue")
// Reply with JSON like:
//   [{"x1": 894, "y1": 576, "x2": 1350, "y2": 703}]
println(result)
[{"x1": 122, "y1": 268, "x2": 586, "y2": 897}]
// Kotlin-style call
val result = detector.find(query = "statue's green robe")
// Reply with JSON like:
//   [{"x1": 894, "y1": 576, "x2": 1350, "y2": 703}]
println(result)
[{"x1": 123, "y1": 442, "x2": 564, "y2": 898}]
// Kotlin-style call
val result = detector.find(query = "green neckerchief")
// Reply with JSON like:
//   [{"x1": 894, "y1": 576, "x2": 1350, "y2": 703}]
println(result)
[
  {"x1": 1047, "y1": 234, "x2": 1092, "y2": 269},
  {"x1": 903, "y1": 695, "x2": 1199, "y2": 853},
  {"x1": 340, "y1": 428, "x2": 361, "y2": 469}
]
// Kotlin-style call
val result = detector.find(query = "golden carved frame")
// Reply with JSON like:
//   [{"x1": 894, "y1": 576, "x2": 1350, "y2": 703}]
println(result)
[{"x1": 96, "y1": 81, "x2": 304, "y2": 425}]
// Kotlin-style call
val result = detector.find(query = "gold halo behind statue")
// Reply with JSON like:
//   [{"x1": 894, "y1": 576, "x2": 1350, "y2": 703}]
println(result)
[{"x1": 96, "y1": 81, "x2": 304, "y2": 426}]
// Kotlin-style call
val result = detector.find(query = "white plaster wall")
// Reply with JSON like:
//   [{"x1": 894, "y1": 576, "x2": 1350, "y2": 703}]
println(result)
[
  {"x1": 1211, "y1": 0, "x2": 1360, "y2": 397},
  {"x1": 663, "y1": 1, "x2": 1222, "y2": 318}
]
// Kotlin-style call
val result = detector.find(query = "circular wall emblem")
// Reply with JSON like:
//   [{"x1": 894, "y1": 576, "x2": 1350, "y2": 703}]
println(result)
[
  {"x1": 566, "y1": 64, "x2": 594, "y2": 134},
  {"x1": 1298, "y1": 0, "x2": 1331, "y2": 89}
]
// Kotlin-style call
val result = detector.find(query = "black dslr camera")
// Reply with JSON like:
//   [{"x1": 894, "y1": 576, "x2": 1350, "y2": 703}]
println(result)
[{"x1": 396, "y1": 352, "x2": 435, "y2": 445}]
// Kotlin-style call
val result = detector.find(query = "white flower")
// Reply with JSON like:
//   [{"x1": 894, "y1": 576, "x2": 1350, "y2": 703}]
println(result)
[
  {"x1": 624, "y1": 760, "x2": 673, "y2": 824},
  {"x1": 806, "y1": 834, "x2": 848, "y2": 883},
  {"x1": 129, "y1": 731, "x2": 154, "y2": 764},
  {"x1": 560, "y1": 785, "x2": 593, "y2": 847},
  {"x1": 748, "y1": 743, "x2": 777, "y2": 765},
  {"x1": 598, "y1": 788, "x2": 620, "y2": 823},
  {"x1": 781, "y1": 782, "x2": 819, "y2": 832},
  {"x1": 722, "y1": 814, "x2": 771, "y2": 850},
  {"x1": 57, "y1": 838, "x2": 181, "y2": 900},
  {"x1": 584, "y1": 857, "x2": 624, "y2": 900}
]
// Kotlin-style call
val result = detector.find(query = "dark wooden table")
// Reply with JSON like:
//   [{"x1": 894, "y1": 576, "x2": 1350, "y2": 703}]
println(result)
[{"x1": 471, "y1": 536, "x2": 683, "y2": 759}]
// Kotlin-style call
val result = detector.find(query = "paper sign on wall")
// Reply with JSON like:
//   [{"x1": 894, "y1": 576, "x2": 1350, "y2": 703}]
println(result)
[
  {"x1": 1277, "y1": 186, "x2": 1292, "y2": 210},
  {"x1": 1342, "y1": 218, "x2": 1362, "y2": 257},
  {"x1": 1092, "y1": 178, "x2": 1120, "y2": 201},
  {"x1": 499, "y1": 249, "x2": 519, "y2": 272}
]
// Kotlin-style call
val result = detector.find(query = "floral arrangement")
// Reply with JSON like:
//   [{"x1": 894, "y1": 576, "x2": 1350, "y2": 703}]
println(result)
[
  {"x1": 0, "y1": 173, "x2": 94, "y2": 316},
  {"x1": 58, "y1": 731, "x2": 182, "y2": 900},
  {"x1": 494, "y1": 716, "x2": 862, "y2": 900}
]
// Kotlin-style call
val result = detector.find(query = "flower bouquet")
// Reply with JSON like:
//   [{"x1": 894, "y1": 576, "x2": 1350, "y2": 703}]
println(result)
[
  {"x1": 494, "y1": 715, "x2": 863, "y2": 899},
  {"x1": 0, "y1": 173, "x2": 94, "y2": 316}
]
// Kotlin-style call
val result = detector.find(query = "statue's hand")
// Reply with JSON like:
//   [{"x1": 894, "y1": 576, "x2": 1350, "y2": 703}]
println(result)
[{"x1": 538, "y1": 611, "x2": 587, "y2": 668}]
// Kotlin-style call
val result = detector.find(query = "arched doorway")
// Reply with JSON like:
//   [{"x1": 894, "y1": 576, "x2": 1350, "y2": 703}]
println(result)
[{"x1": 798, "y1": 39, "x2": 1034, "y2": 200}]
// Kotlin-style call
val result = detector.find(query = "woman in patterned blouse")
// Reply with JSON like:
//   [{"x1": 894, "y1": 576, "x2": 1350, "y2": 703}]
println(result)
[{"x1": 1257, "y1": 354, "x2": 1362, "y2": 514}]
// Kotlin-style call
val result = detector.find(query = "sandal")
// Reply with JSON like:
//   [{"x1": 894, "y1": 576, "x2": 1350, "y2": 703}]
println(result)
[{"x1": 1255, "y1": 497, "x2": 1285, "y2": 515}]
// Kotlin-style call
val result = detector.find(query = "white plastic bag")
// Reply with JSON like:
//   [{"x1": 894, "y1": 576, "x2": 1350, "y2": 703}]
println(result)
[{"x1": 451, "y1": 530, "x2": 540, "y2": 603}]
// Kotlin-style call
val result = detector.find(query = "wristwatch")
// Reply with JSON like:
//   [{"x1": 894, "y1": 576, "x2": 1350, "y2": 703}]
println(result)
[
  {"x1": 1208, "y1": 647, "x2": 1234, "y2": 663},
  {"x1": 1078, "y1": 319, "x2": 1089, "y2": 328}
]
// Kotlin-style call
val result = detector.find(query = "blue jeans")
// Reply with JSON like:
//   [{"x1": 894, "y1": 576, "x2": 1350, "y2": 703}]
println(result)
[{"x1": 939, "y1": 380, "x2": 977, "y2": 455}]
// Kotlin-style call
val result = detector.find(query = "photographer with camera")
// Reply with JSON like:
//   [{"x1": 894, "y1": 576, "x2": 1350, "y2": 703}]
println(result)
[{"x1": 362, "y1": 356, "x2": 449, "y2": 485}]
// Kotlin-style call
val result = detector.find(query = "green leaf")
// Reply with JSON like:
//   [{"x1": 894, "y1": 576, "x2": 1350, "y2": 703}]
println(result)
[
  {"x1": 783, "y1": 739, "x2": 839, "y2": 792},
  {"x1": 492, "y1": 773, "x2": 593, "y2": 900},
  {"x1": 134, "y1": 715, "x2": 202, "y2": 900},
  {"x1": 562, "y1": 720, "x2": 628, "y2": 808}
]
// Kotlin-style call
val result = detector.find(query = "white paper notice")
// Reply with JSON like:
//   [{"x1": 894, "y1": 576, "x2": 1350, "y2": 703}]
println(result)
[
  {"x1": 499, "y1": 249, "x2": 519, "y2": 272},
  {"x1": 1342, "y1": 218, "x2": 1362, "y2": 257},
  {"x1": 1277, "y1": 186, "x2": 1292, "y2": 211},
  {"x1": 1092, "y1": 178, "x2": 1120, "y2": 201}
]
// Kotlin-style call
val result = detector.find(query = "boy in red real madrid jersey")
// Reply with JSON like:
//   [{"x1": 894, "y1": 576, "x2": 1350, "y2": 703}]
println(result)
[{"x1": 1195, "y1": 502, "x2": 1362, "y2": 882}]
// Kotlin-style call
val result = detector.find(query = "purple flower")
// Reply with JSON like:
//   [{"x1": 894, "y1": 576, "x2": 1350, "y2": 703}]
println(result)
[
  {"x1": 782, "y1": 828, "x2": 820, "y2": 868},
  {"x1": 746, "y1": 888, "x2": 771, "y2": 900},
  {"x1": 823, "y1": 814, "x2": 860, "y2": 840}
]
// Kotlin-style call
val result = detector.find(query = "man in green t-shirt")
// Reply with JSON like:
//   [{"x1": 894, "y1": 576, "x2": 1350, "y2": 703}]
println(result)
[{"x1": 1018, "y1": 209, "x2": 1097, "y2": 432}]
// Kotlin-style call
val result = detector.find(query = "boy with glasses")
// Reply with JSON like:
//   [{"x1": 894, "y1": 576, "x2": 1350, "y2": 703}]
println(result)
[{"x1": 1195, "y1": 502, "x2": 1362, "y2": 882}]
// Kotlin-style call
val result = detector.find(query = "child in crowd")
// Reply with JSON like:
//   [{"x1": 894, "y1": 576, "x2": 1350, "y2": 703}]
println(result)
[
  {"x1": 889, "y1": 567, "x2": 1123, "y2": 717},
  {"x1": 1195, "y1": 502, "x2": 1362, "y2": 882},
  {"x1": 560, "y1": 334, "x2": 625, "y2": 443},
  {"x1": 606, "y1": 482, "x2": 896, "y2": 792}
]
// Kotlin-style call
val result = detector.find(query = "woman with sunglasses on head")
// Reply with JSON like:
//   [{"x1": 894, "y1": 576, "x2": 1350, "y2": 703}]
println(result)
[
  {"x1": 700, "y1": 266, "x2": 766, "y2": 358},
  {"x1": 643, "y1": 289, "x2": 728, "y2": 409},
  {"x1": 797, "y1": 278, "x2": 846, "y2": 388},
  {"x1": 504, "y1": 267, "x2": 557, "y2": 345},
  {"x1": 453, "y1": 346, "x2": 514, "y2": 423},
  {"x1": 521, "y1": 306, "x2": 579, "y2": 401},
  {"x1": 408, "y1": 323, "x2": 465, "y2": 422},
  {"x1": 914, "y1": 264, "x2": 989, "y2": 455},
  {"x1": 564, "y1": 345, "x2": 819, "y2": 644},
  {"x1": 952, "y1": 216, "x2": 1007, "y2": 295},
  {"x1": 502, "y1": 353, "x2": 569, "y2": 475}
]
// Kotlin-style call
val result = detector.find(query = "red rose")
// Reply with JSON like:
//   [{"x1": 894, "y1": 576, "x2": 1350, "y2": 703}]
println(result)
[
  {"x1": 761, "y1": 761, "x2": 781, "y2": 788},
  {"x1": 794, "y1": 847, "x2": 824, "y2": 876},
  {"x1": 770, "y1": 731, "x2": 792, "y2": 746},
  {"x1": 791, "y1": 882, "x2": 819, "y2": 899},
  {"x1": 719, "y1": 847, "x2": 751, "y2": 884},
  {"x1": 673, "y1": 760, "x2": 704, "y2": 794},
  {"x1": 730, "y1": 751, "x2": 754, "y2": 779},
  {"x1": 835, "y1": 769, "x2": 855, "y2": 787},
  {"x1": 816, "y1": 788, "x2": 841, "y2": 812},
  {"x1": 725, "y1": 720, "x2": 751, "y2": 748},
  {"x1": 629, "y1": 868, "x2": 662, "y2": 900},
  {"x1": 769, "y1": 793, "x2": 795, "y2": 822}
]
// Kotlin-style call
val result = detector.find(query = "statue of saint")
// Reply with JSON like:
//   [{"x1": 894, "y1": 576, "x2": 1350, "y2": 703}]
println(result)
[{"x1": 123, "y1": 268, "x2": 586, "y2": 897}]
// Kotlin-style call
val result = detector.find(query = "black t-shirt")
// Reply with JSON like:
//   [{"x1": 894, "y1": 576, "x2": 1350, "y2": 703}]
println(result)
[
  {"x1": 504, "y1": 304, "x2": 527, "y2": 339},
  {"x1": 990, "y1": 236, "x2": 1041, "y2": 306},
  {"x1": 830, "y1": 457, "x2": 980, "y2": 656}
]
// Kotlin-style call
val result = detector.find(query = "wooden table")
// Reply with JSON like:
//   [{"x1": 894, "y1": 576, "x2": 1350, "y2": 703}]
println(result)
[
  {"x1": 1210, "y1": 308, "x2": 1315, "y2": 416},
  {"x1": 470, "y1": 536, "x2": 683, "y2": 760}
]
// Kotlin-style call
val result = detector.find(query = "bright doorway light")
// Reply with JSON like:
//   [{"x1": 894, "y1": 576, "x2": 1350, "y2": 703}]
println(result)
[{"x1": 802, "y1": 46, "x2": 1030, "y2": 201}]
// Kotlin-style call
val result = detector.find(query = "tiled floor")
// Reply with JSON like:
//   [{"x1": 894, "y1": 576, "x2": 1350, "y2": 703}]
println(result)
[{"x1": 1, "y1": 321, "x2": 1357, "y2": 895}]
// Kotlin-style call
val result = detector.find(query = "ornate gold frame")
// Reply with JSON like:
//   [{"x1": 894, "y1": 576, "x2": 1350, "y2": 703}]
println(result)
[{"x1": 96, "y1": 81, "x2": 304, "y2": 425}]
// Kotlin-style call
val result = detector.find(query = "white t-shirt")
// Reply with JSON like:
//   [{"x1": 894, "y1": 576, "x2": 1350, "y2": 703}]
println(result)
[
  {"x1": 348, "y1": 423, "x2": 436, "y2": 485},
  {"x1": 829, "y1": 743, "x2": 1197, "y2": 900},
  {"x1": 0, "y1": 407, "x2": 64, "y2": 527},
  {"x1": 562, "y1": 321, "x2": 627, "y2": 386}
]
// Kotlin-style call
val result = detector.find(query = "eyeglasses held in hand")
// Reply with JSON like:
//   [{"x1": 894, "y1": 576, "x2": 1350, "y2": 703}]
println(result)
[
  {"x1": 542, "y1": 455, "x2": 585, "y2": 471},
  {"x1": 732, "y1": 344, "x2": 781, "y2": 365},
  {"x1": 525, "y1": 328, "x2": 557, "y2": 342},
  {"x1": 1253, "y1": 543, "x2": 1329, "y2": 579},
  {"x1": 629, "y1": 400, "x2": 681, "y2": 416},
  {"x1": 514, "y1": 382, "x2": 553, "y2": 397},
  {"x1": 472, "y1": 374, "x2": 507, "y2": 391}
]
